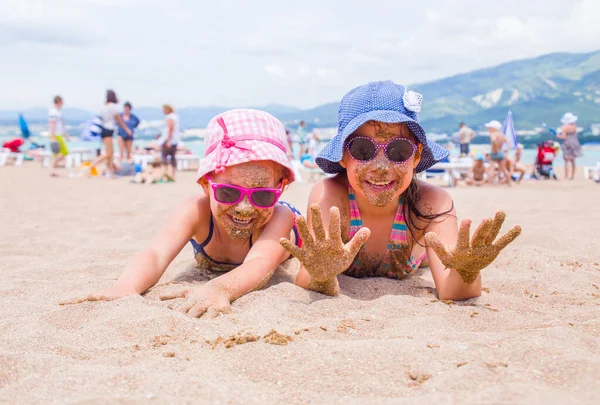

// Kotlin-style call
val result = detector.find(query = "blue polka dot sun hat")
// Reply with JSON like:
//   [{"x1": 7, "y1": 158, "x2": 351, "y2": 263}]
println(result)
[{"x1": 315, "y1": 80, "x2": 450, "y2": 174}]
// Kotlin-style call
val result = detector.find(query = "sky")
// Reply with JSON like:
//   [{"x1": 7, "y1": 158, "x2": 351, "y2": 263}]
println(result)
[{"x1": 1, "y1": 0, "x2": 600, "y2": 110}]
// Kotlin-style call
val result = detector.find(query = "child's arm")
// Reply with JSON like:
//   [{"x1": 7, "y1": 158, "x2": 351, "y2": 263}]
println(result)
[
  {"x1": 62, "y1": 196, "x2": 204, "y2": 304},
  {"x1": 420, "y1": 186, "x2": 521, "y2": 300},
  {"x1": 161, "y1": 205, "x2": 296, "y2": 317}
]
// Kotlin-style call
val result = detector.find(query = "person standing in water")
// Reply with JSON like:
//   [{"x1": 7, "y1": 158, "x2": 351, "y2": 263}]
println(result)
[
  {"x1": 458, "y1": 122, "x2": 476, "y2": 157},
  {"x1": 557, "y1": 112, "x2": 582, "y2": 180}
]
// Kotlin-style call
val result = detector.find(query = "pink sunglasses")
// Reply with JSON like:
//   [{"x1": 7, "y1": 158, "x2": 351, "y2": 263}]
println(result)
[{"x1": 206, "y1": 175, "x2": 284, "y2": 208}]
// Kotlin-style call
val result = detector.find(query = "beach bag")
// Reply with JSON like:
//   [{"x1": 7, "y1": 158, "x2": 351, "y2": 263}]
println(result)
[{"x1": 80, "y1": 116, "x2": 104, "y2": 141}]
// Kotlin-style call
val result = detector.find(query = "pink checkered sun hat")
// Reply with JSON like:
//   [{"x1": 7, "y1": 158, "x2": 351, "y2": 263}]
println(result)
[{"x1": 196, "y1": 109, "x2": 295, "y2": 183}]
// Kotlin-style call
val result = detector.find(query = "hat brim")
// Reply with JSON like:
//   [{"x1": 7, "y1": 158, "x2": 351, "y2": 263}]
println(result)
[
  {"x1": 196, "y1": 141, "x2": 295, "y2": 183},
  {"x1": 560, "y1": 116, "x2": 578, "y2": 124},
  {"x1": 316, "y1": 110, "x2": 449, "y2": 174}
]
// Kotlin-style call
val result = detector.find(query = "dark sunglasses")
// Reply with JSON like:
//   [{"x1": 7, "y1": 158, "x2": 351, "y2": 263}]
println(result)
[
  {"x1": 206, "y1": 175, "x2": 284, "y2": 208},
  {"x1": 345, "y1": 136, "x2": 417, "y2": 164}
]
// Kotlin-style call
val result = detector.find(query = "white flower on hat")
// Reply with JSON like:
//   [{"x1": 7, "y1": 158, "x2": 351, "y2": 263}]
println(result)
[{"x1": 403, "y1": 89, "x2": 423, "y2": 113}]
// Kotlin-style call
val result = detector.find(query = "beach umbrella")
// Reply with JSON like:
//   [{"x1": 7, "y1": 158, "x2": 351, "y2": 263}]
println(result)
[
  {"x1": 503, "y1": 110, "x2": 517, "y2": 149},
  {"x1": 80, "y1": 116, "x2": 103, "y2": 142},
  {"x1": 18, "y1": 113, "x2": 31, "y2": 139}
]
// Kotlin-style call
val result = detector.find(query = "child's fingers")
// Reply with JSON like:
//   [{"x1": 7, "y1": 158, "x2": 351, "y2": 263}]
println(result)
[
  {"x1": 471, "y1": 219, "x2": 492, "y2": 248},
  {"x1": 159, "y1": 290, "x2": 187, "y2": 301},
  {"x1": 59, "y1": 295, "x2": 110, "y2": 305},
  {"x1": 206, "y1": 303, "x2": 232, "y2": 319},
  {"x1": 295, "y1": 216, "x2": 315, "y2": 250},
  {"x1": 280, "y1": 238, "x2": 305, "y2": 261},
  {"x1": 484, "y1": 211, "x2": 506, "y2": 245},
  {"x1": 346, "y1": 227, "x2": 370, "y2": 257},
  {"x1": 424, "y1": 232, "x2": 453, "y2": 265},
  {"x1": 310, "y1": 204, "x2": 326, "y2": 242},
  {"x1": 187, "y1": 302, "x2": 210, "y2": 318},
  {"x1": 456, "y1": 219, "x2": 472, "y2": 250},
  {"x1": 328, "y1": 207, "x2": 342, "y2": 242},
  {"x1": 492, "y1": 225, "x2": 522, "y2": 250}
]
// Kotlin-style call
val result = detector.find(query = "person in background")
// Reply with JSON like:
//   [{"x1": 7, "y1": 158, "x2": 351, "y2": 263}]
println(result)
[
  {"x1": 458, "y1": 122, "x2": 476, "y2": 157},
  {"x1": 48, "y1": 95, "x2": 70, "y2": 177},
  {"x1": 308, "y1": 129, "x2": 320, "y2": 158},
  {"x1": 117, "y1": 102, "x2": 140, "y2": 161},
  {"x1": 89, "y1": 90, "x2": 132, "y2": 178},
  {"x1": 297, "y1": 120, "x2": 308, "y2": 158},
  {"x1": 159, "y1": 104, "x2": 181, "y2": 181},
  {"x1": 465, "y1": 154, "x2": 488, "y2": 186},
  {"x1": 285, "y1": 129, "x2": 293, "y2": 159},
  {"x1": 485, "y1": 120, "x2": 511, "y2": 185},
  {"x1": 507, "y1": 143, "x2": 526, "y2": 183},
  {"x1": 557, "y1": 112, "x2": 582, "y2": 180}
]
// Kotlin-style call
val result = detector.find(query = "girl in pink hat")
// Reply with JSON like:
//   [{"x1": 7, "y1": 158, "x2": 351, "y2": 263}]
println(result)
[{"x1": 66, "y1": 109, "x2": 302, "y2": 318}]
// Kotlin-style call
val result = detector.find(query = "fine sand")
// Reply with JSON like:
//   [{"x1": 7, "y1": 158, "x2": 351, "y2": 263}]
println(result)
[{"x1": 1, "y1": 164, "x2": 599, "y2": 404}]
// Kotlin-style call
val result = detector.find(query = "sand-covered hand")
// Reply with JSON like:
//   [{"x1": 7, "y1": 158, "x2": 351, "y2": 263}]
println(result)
[
  {"x1": 280, "y1": 204, "x2": 370, "y2": 295},
  {"x1": 160, "y1": 285, "x2": 232, "y2": 318},
  {"x1": 59, "y1": 285, "x2": 136, "y2": 305},
  {"x1": 425, "y1": 211, "x2": 521, "y2": 284}
]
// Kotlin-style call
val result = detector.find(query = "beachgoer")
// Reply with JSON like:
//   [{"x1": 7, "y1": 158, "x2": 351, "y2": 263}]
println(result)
[
  {"x1": 508, "y1": 143, "x2": 526, "y2": 183},
  {"x1": 297, "y1": 120, "x2": 308, "y2": 158},
  {"x1": 130, "y1": 156, "x2": 164, "y2": 184},
  {"x1": 64, "y1": 109, "x2": 303, "y2": 318},
  {"x1": 280, "y1": 81, "x2": 521, "y2": 299},
  {"x1": 458, "y1": 122, "x2": 476, "y2": 157},
  {"x1": 89, "y1": 90, "x2": 132, "y2": 178},
  {"x1": 48, "y1": 95, "x2": 70, "y2": 177},
  {"x1": 308, "y1": 129, "x2": 320, "y2": 158},
  {"x1": 117, "y1": 102, "x2": 140, "y2": 161},
  {"x1": 557, "y1": 112, "x2": 582, "y2": 180},
  {"x1": 159, "y1": 104, "x2": 181, "y2": 181},
  {"x1": 285, "y1": 129, "x2": 293, "y2": 159},
  {"x1": 465, "y1": 154, "x2": 487, "y2": 186},
  {"x1": 485, "y1": 120, "x2": 511, "y2": 185}
]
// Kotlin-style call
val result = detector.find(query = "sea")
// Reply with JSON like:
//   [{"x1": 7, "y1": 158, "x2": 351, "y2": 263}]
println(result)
[{"x1": 2, "y1": 133, "x2": 600, "y2": 168}]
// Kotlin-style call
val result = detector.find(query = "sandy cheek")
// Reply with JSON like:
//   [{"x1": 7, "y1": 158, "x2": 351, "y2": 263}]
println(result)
[
  {"x1": 214, "y1": 200, "x2": 271, "y2": 240},
  {"x1": 353, "y1": 160, "x2": 409, "y2": 207}
]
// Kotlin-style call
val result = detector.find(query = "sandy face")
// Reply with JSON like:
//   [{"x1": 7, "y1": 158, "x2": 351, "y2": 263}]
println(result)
[
  {"x1": 343, "y1": 122, "x2": 420, "y2": 208},
  {"x1": 205, "y1": 162, "x2": 283, "y2": 240}
]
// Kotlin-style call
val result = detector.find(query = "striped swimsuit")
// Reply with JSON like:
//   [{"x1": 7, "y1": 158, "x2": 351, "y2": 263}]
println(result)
[{"x1": 345, "y1": 186, "x2": 426, "y2": 279}]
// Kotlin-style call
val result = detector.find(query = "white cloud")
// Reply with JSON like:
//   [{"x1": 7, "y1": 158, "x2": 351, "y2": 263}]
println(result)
[{"x1": 0, "y1": 0, "x2": 599, "y2": 111}]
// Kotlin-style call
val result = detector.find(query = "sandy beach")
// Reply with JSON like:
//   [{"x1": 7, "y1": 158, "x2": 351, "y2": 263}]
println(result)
[{"x1": 1, "y1": 164, "x2": 599, "y2": 404}]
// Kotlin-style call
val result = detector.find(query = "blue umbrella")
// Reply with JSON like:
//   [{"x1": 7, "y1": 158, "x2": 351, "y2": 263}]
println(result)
[
  {"x1": 18, "y1": 113, "x2": 31, "y2": 139},
  {"x1": 503, "y1": 110, "x2": 517, "y2": 149}
]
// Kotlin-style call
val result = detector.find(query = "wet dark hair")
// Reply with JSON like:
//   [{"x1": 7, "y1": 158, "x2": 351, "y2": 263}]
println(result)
[
  {"x1": 53, "y1": 95, "x2": 62, "y2": 104},
  {"x1": 106, "y1": 90, "x2": 118, "y2": 103},
  {"x1": 124, "y1": 101, "x2": 132, "y2": 109},
  {"x1": 459, "y1": 122, "x2": 465, "y2": 126}
]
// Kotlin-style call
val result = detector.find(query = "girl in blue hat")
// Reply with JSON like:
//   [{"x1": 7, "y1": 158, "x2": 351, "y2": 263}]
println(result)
[{"x1": 280, "y1": 81, "x2": 521, "y2": 299}]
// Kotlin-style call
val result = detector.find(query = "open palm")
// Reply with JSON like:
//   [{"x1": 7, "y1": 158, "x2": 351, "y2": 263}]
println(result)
[{"x1": 425, "y1": 211, "x2": 521, "y2": 284}]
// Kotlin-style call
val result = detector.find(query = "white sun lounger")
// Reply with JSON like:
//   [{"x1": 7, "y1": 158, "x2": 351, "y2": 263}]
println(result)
[
  {"x1": 0, "y1": 148, "x2": 25, "y2": 167},
  {"x1": 583, "y1": 162, "x2": 600, "y2": 180},
  {"x1": 290, "y1": 159, "x2": 328, "y2": 183},
  {"x1": 420, "y1": 161, "x2": 472, "y2": 187},
  {"x1": 176, "y1": 154, "x2": 201, "y2": 171}
]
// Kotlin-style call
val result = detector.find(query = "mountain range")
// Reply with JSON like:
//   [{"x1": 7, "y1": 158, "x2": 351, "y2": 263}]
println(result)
[{"x1": 2, "y1": 49, "x2": 599, "y2": 134}]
